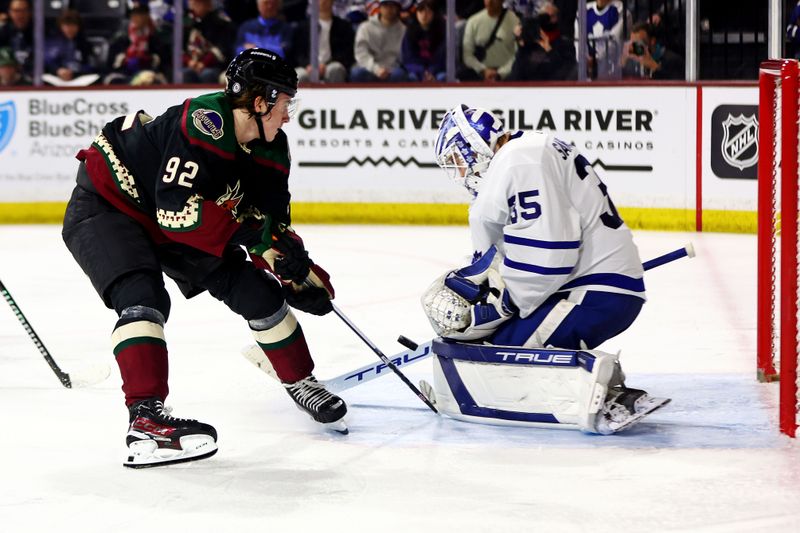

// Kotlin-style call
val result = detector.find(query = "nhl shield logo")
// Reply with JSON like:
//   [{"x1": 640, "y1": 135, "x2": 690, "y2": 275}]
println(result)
[
  {"x1": 721, "y1": 113, "x2": 758, "y2": 171},
  {"x1": 0, "y1": 100, "x2": 16, "y2": 154}
]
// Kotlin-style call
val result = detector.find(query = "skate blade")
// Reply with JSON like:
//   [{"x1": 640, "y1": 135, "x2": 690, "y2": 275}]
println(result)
[
  {"x1": 323, "y1": 419, "x2": 349, "y2": 435},
  {"x1": 123, "y1": 435, "x2": 218, "y2": 468},
  {"x1": 599, "y1": 397, "x2": 671, "y2": 435}
]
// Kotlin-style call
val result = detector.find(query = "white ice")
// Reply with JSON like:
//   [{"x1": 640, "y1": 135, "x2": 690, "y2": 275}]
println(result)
[{"x1": 1, "y1": 225, "x2": 798, "y2": 532}]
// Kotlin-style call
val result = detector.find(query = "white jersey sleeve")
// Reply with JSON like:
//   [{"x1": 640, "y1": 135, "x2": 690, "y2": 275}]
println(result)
[{"x1": 469, "y1": 132, "x2": 645, "y2": 318}]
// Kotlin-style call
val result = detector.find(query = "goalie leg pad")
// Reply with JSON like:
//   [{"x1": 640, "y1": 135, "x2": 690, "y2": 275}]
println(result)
[{"x1": 429, "y1": 339, "x2": 618, "y2": 432}]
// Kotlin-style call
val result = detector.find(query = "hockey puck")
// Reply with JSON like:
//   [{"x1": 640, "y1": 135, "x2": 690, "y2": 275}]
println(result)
[{"x1": 397, "y1": 335, "x2": 419, "y2": 351}]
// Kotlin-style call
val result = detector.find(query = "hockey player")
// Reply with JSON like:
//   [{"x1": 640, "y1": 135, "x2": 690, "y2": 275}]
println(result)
[
  {"x1": 62, "y1": 48, "x2": 347, "y2": 468},
  {"x1": 422, "y1": 104, "x2": 668, "y2": 434}
]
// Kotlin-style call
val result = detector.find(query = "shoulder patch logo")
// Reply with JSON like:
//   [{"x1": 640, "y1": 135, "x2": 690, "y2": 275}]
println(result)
[{"x1": 192, "y1": 108, "x2": 224, "y2": 140}]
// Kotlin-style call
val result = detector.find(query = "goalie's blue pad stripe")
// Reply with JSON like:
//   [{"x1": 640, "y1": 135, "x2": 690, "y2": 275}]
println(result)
[
  {"x1": 444, "y1": 274, "x2": 483, "y2": 301},
  {"x1": 457, "y1": 245, "x2": 497, "y2": 277},
  {"x1": 433, "y1": 339, "x2": 596, "y2": 371},
  {"x1": 504, "y1": 257, "x2": 574, "y2": 275},
  {"x1": 559, "y1": 273, "x2": 645, "y2": 293},
  {"x1": 504, "y1": 235, "x2": 581, "y2": 249},
  {"x1": 437, "y1": 355, "x2": 560, "y2": 424}
]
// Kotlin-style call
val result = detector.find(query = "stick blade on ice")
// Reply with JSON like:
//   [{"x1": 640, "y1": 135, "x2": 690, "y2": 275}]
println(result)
[{"x1": 68, "y1": 363, "x2": 112, "y2": 388}]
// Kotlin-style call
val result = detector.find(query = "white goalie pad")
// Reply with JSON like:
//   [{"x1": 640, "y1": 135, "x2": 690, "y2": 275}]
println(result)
[{"x1": 428, "y1": 339, "x2": 618, "y2": 433}]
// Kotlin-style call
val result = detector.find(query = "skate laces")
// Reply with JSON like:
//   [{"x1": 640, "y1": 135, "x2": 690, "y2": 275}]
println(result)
[
  {"x1": 285, "y1": 376, "x2": 336, "y2": 411},
  {"x1": 151, "y1": 400, "x2": 197, "y2": 424}
]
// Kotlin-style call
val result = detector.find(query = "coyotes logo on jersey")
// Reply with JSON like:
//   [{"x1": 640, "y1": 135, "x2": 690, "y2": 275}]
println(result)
[{"x1": 216, "y1": 181, "x2": 244, "y2": 218}]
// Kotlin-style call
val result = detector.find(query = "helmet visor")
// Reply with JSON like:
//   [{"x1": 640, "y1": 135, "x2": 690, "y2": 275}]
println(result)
[{"x1": 270, "y1": 95, "x2": 300, "y2": 120}]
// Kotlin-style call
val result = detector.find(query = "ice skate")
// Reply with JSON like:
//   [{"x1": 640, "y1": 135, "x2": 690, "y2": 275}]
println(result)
[
  {"x1": 123, "y1": 398, "x2": 218, "y2": 468},
  {"x1": 284, "y1": 375, "x2": 348, "y2": 434},
  {"x1": 594, "y1": 386, "x2": 671, "y2": 435}
]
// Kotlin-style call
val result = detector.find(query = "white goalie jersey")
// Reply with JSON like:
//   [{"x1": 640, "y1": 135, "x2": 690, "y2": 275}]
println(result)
[{"x1": 469, "y1": 131, "x2": 646, "y2": 318}]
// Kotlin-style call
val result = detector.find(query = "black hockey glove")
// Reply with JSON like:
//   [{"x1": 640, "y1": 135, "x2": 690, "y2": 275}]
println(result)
[
  {"x1": 248, "y1": 218, "x2": 312, "y2": 283},
  {"x1": 283, "y1": 285, "x2": 333, "y2": 316}
]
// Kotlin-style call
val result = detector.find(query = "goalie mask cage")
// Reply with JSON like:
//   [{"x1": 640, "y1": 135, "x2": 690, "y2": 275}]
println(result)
[{"x1": 757, "y1": 58, "x2": 800, "y2": 438}]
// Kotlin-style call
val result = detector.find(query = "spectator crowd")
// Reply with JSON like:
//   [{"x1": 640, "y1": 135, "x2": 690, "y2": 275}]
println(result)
[{"x1": 0, "y1": 0, "x2": 686, "y2": 87}]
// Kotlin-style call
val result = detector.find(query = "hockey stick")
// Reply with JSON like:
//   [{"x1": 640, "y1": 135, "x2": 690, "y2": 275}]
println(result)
[
  {"x1": 241, "y1": 339, "x2": 432, "y2": 393},
  {"x1": 0, "y1": 279, "x2": 110, "y2": 388},
  {"x1": 330, "y1": 303, "x2": 438, "y2": 413},
  {"x1": 241, "y1": 244, "x2": 696, "y2": 393},
  {"x1": 642, "y1": 243, "x2": 695, "y2": 271}
]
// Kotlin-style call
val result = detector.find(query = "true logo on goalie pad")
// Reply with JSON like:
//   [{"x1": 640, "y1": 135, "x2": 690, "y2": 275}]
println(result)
[{"x1": 497, "y1": 351, "x2": 576, "y2": 365}]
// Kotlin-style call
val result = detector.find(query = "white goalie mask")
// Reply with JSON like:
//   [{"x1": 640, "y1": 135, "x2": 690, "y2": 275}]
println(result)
[{"x1": 434, "y1": 105, "x2": 505, "y2": 197}]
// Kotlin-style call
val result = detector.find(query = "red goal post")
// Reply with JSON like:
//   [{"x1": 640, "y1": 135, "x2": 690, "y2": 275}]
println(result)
[{"x1": 757, "y1": 59, "x2": 799, "y2": 438}]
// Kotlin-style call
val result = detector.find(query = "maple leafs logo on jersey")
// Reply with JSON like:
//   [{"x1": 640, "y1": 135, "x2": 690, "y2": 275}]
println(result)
[{"x1": 216, "y1": 181, "x2": 244, "y2": 217}]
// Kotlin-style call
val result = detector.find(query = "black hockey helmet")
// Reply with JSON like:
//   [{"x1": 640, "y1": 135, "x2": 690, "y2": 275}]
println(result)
[{"x1": 225, "y1": 48, "x2": 298, "y2": 110}]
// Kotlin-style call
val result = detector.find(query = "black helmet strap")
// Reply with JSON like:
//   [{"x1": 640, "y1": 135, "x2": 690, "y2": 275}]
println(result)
[{"x1": 251, "y1": 86, "x2": 280, "y2": 143}]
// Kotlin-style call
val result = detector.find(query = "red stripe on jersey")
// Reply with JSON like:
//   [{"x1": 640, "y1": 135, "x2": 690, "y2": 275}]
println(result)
[
  {"x1": 180, "y1": 99, "x2": 235, "y2": 160},
  {"x1": 160, "y1": 199, "x2": 241, "y2": 257},
  {"x1": 253, "y1": 155, "x2": 289, "y2": 175},
  {"x1": 77, "y1": 147, "x2": 170, "y2": 246}
]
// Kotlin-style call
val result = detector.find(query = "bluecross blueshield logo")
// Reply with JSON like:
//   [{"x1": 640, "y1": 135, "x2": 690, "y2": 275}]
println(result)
[{"x1": 0, "y1": 100, "x2": 16, "y2": 154}]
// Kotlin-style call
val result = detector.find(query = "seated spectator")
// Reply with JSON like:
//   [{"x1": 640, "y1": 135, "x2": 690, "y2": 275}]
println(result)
[
  {"x1": 234, "y1": 0, "x2": 293, "y2": 58},
  {"x1": 509, "y1": 12, "x2": 575, "y2": 81},
  {"x1": 291, "y1": 0, "x2": 354, "y2": 83},
  {"x1": 183, "y1": 0, "x2": 236, "y2": 84},
  {"x1": 518, "y1": 1, "x2": 575, "y2": 79},
  {"x1": 0, "y1": 44, "x2": 30, "y2": 85},
  {"x1": 105, "y1": 5, "x2": 166, "y2": 85},
  {"x1": 0, "y1": 0, "x2": 32, "y2": 78},
  {"x1": 43, "y1": 10, "x2": 97, "y2": 86},
  {"x1": 350, "y1": 0, "x2": 408, "y2": 82},
  {"x1": 460, "y1": 0, "x2": 519, "y2": 81},
  {"x1": 620, "y1": 21, "x2": 683, "y2": 80},
  {"x1": 402, "y1": 0, "x2": 445, "y2": 81},
  {"x1": 577, "y1": 0, "x2": 630, "y2": 79}
]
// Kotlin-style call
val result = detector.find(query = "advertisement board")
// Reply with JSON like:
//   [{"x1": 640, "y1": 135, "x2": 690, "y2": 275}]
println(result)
[
  {"x1": 0, "y1": 86, "x2": 693, "y2": 209},
  {"x1": 701, "y1": 86, "x2": 759, "y2": 211}
]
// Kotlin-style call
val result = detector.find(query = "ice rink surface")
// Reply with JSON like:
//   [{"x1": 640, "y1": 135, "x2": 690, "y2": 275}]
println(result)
[{"x1": 1, "y1": 225, "x2": 798, "y2": 532}]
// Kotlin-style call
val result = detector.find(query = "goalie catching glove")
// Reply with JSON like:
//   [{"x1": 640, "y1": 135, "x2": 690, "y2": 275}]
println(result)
[
  {"x1": 248, "y1": 217, "x2": 335, "y2": 315},
  {"x1": 422, "y1": 245, "x2": 516, "y2": 341}
]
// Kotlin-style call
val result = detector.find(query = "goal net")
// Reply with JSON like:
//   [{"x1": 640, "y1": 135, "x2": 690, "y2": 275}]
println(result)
[{"x1": 757, "y1": 59, "x2": 800, "y2": 438}]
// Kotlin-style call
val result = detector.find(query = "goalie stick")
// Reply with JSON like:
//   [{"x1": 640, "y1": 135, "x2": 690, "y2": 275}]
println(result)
[
  {"x1": 0, "y1": 279, "x2": 110, "y2": 388},
  {"x1": 242, "y1": 244, "x2": 696, "y2": 393}
]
